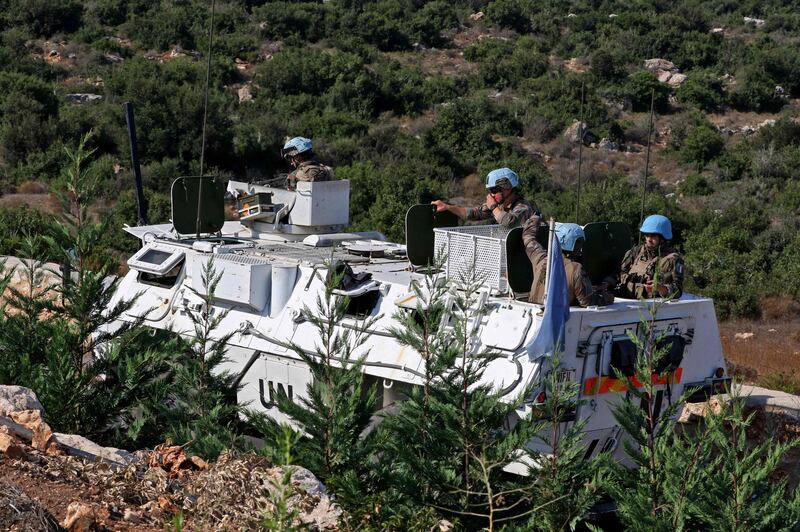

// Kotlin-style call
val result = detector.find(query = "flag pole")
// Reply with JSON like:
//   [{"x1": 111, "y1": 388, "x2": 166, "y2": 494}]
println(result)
[{"x1": 543, "y1": 217, "x2": 555, "y2": 304}]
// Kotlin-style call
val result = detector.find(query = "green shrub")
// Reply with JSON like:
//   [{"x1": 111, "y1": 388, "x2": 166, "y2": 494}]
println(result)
[
  {"x1": 252, "y1": 1, "x2": 335, "y2": 42},
  {"x1": 679, "y1": 173, "x2": 713, "y2": 196},
  {"x1": 681, "y1": 124, "x2": 725, "y2": 170},
  {"x1": 429, "y1": 97, "x2": 521, "y2": 164},
  {"x1": 622, "y1": 72, "x2": 671, "y2": 112},
  {"x1": 730, "y1": 68, "x2": 783, "y2": 113},
  {"x1": 485, "y1": 0, "x2": 535, "y2": 34},
  {"x1": 676, "y1": 75, "x2": 726, "y2": 112}
]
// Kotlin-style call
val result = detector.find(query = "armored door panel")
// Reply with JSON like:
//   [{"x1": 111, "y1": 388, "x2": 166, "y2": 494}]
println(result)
[
  {"x1": 405, "y1": 204, "x2": 459, "y2": 267},
  {"x1": 505, "y1": 224, "x2": 548, "y2": 294},
  {"x1": 582, "y1": 221, "x2": 632, "y2": 285},
  {"x1": 171, "y1": 176, "x2": 226, "y2": 235}
]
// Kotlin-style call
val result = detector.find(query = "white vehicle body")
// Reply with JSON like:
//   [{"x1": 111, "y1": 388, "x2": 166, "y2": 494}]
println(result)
[{"x1": 108, "y1": 177, "x2": 729, "y2": 467}]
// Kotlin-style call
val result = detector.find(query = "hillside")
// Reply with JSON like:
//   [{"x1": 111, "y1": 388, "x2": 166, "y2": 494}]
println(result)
[{"x1": 1, "y1": 1, "x2": 799, "y2": 323}]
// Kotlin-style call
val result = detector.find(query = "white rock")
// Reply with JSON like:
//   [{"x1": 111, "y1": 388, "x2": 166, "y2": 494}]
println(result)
[
  {"x1": 0, "y1": 386, "x2": 43, "y2": 417},
  {"x1": 53, "y1": 433, "x2": 136, "y2": 465},
  {"x1": 734, "y1": 332, "x2": 755, "y2": 341},
  {"x1": 237, "y1": 85, "x2": 253, "y2": 103},
  {"x1": 667, "y1": 73, "x2": 687, "y2": 87},
  {"x1": 644, "y1": 58, "x2": 676, "y2": 72},
  {"x1": 657, "y1": 70, "x2": 673, "y2": 83},
  {"x1": 744, "y1": 16, "x2": 766, "y2": 27}
]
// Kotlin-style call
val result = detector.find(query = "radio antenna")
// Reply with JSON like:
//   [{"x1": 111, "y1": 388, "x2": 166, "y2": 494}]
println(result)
[
  {"x1": 638, "y1": 89, "x2": 656, "y2": 241},
  {"x1": 575, "y1": 81, "x2": 585, "y2": 224},
  {"x1": 196, "y1": 0, "x2": 216, "y2": 239}
]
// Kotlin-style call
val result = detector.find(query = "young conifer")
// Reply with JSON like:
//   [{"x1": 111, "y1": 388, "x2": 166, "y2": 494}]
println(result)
[
  {"x1": 159, "y1": 257, "x2": 248, "y2": 459},
  {"x1": 696, "y1": 389, "x2": 800, "y2": 531},
  {"x1": 0, "y1": 134, "x2": 174, "y2": 444},
  {"x1": 380, "y1": 268, "x2": 568, "y2": 530},
  {"x1": 610, "y1": 298, "x2": 714, "y2": 530},
  {"x1": 525, "y1": 353, "x2": 610, "y2": 531},
  {"x1": 253, "y1": 265, "x2": 379, "y2": 511}
]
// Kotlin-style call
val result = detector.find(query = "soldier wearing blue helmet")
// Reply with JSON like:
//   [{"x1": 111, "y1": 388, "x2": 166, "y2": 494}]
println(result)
[
  {"x1": 523, "y1": 219, "x2": 614, "y2": 307},
  {"x1": 281, "y1": 136, "x2": 332, "y2": 190},
  {"x1": 431, "y1": 167, "x2": 538, "y2": 228},
  {"x1": 618, "y1": 214, "x2": 684, "y2": 299}
]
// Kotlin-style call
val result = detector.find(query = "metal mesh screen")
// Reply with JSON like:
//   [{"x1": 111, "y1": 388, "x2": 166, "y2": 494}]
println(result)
[{"x1": 434, "y1": 226, "x2": 511, "y2": 292}]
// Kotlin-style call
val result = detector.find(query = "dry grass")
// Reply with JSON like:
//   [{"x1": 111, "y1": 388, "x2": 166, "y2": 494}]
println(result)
[
  {"x1": 719, "y1": 319, "x2": 800, "y2": 390},
  {"x1": 16, "y1": 181, "x2": 49, "y2": 194},
  {"x1": 0, "y1": 193, "x2": 60, "y2": 214}
]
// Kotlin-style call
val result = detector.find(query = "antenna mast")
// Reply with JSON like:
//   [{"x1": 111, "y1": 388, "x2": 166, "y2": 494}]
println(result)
[
  {"x1": 575, "y1": 81, "x2": 585, "y2": 224},
  {"x1": 196, "y1": 0, "x2": 217, "y2": 239},
  {"x1": 638, "y1": 89, "x2": 656, "y2": 238}
]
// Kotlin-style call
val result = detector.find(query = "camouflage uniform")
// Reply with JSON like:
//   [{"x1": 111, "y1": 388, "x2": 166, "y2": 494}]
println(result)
[
  {"x1": 466, "y1": 194, "x2": 538, "y2": 228},
  {"x1": 618, "y1": 244, "x2": 684, "y2": 299},
  {"x1": 522, "y1": 218, "x2": 611, "y2": 307},
  {"x1": 287, "y1": 160, "x2": 333, "y2": 189}
]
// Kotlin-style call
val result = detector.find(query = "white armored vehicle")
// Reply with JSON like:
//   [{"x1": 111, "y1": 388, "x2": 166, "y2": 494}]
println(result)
[{"x1": 111, "y1": 176, "x2": 731, "y2": 467}]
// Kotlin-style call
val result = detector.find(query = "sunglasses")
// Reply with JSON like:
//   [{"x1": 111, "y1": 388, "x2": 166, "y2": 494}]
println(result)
[{"x1": 488, "y1": 186, "x2": 503, "y2": 194}]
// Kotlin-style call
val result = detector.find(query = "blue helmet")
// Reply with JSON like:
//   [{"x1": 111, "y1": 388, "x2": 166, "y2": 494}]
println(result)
[
  {"x1": 640, "y1": 214, "x2": 672, "y2": 240},
  {"x1": 554, "y1": 222, "x2": 585, "y2": 252},
  {"x1": 281, "y1": 136, "x2": 313, "y2": 158},
  {"x1": 486, "y1": 167, "x2": 520, "y2": 189}
]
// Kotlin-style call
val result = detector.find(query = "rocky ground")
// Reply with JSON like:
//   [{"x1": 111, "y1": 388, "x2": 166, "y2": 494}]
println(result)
[
  {"x1": 2, "y1": 381, "x2": 800, "y2": 531},
  {"x1": 0, "y1": 385, "x2": 340, "y2": 531}
]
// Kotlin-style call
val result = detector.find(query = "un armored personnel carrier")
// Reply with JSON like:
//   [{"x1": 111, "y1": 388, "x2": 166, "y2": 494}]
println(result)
[{"x1": 110, "y1": 176, "x2": 730, "y2": 468}]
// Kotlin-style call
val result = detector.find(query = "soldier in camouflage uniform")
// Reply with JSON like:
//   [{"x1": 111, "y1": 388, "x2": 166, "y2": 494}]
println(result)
[
  {"x1": 618, "y1": 214, "x2": 684, "y2": 299},
  {"x1": 523, "y1": 218, "x2": 614, "y2": 307},
  {"x1": 281, "y1": 136, "x2": 333, "y2": 190},
  {"x1": 431, "y1": 167, "x2": 538, "y2": 229}
]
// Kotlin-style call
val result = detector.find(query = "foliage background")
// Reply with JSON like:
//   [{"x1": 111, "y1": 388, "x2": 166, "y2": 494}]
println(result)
[{"x1": 0, "y1": 0, "x2": 799, "y2": 319}]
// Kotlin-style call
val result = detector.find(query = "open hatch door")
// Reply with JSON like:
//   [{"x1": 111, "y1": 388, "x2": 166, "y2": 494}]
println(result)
[
  {"x1": 171, "y1": 176, "x2": 226, "y2": 235},
  {"x1": 505, "y1": 223, "x2": 549, "y2": 294},
  {"x1": 582, "y1": 221, "x2": 632, "y2": 285},
  {"x1": 405, "y1": 204, "x2": 459, "y2": 267}
]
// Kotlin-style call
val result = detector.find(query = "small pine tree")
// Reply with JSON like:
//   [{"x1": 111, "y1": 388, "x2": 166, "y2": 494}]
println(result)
[
  {"x1": 696, "y1": 390, "x2": 800, "y2": 531},
  {"x1": 609, "y1": 299, "x2": 708, "y2": 531},
  {"x1": 0, "y1": 134, "x2": 175, "y2": 444},
  {"x1": 253, "y1": 267, "x2": 379, "y2": 511},
  {"x1": 158, "y1": 257, "x2": 248, "y2": 459},
  {"x1": 380, "y1": 268, "x2": 573, "y2": 530},
  {"x1": 526, "y1": 353, "x2": 611, "y2": 531},
  {"x1": 261, "y1": 424, "x2": 304, "y2": 532},
  {"x1": 0, "y1": 239, "x2": 55, "y2": 385}
]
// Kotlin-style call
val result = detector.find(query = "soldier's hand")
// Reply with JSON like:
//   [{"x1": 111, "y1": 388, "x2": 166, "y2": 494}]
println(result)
[
  {"x1": 522, "y1": 215, "x2": 541, "y2": 233},
  {"x1": 431, "y1": 200, "x2": 449, "y2": 212}
]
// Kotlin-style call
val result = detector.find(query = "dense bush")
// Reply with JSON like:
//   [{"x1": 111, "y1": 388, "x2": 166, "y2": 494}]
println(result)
[{"x1": 681, "y1": 124, "x2": 725, "y2": 169}]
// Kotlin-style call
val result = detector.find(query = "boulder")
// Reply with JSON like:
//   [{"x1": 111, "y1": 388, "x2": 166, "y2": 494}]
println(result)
[
  {"x1": 644, "y1": 58, "x2": 676, "y2": 72},
  {"x1": 563, "y1": 120, "x2": 598, "y2": 144},
  {"x1": 656, "y1": 70, "x2": 673, "y2": 83},
  {"x1": 744, "y1": 16, "x2": 766, "y2": 27},
  {"x1": 0, "y1": 430, "x2": 28, "y2": 460},
  {"x1": 65, "y1": 93, "x2": 103, "y2": 103},
  {"x1": 238, "y1": 85, "x2": 253, "y2": 102},
  {"x1": 597, "y1": 138, "x2": 620, "y2": 151},
  {"x1": 667, "y1": 73, "x2": 687, "y2": 87},
  {"x1": 0, "y1": 385, "x2": 43, "y2": 416},
  {"x1": 53, "y1": 433, "x2": 136, "y2": 466},
  {"x1": 469, "y1": 11, "x2": 484, "y2": 21}
]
